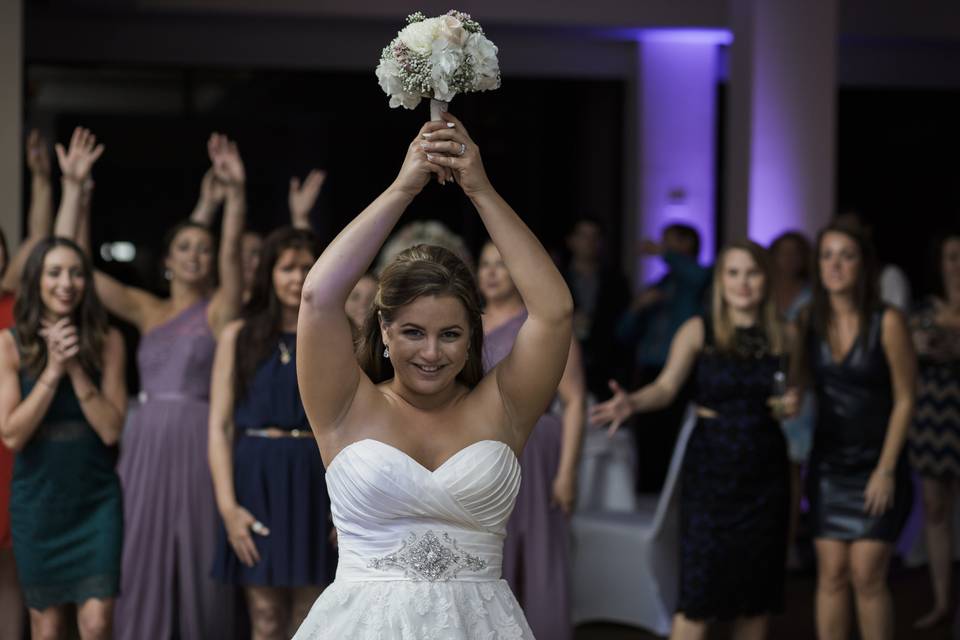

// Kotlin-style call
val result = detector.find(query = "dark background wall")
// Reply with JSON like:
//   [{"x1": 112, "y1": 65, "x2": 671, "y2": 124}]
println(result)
[{"x1": 28, "y1": 67, "x2": 624, "y2": 291}]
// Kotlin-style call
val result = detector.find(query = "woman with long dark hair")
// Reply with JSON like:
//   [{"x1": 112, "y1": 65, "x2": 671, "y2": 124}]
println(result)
[
  {"x1": 56, "y1": 130, "x2": 247, "y2": 639},
  {"x1": 0, "y1": 237, "x2": 126, "y2": 639},
  {"x1": 800, "y1": 219, "x2": 916, "y2": 640},
  {"x1": 292, "y1": 112, "x2": 573, "y2": 638},
  {"x1": 209, "y1": 227, "x2": 333, "y2": 639},
  {"x1": 591, "y1": 241, "x2": 794, "y2": 640},
  {"x1": 906, "y1": 232, "x2": 960, "y2": 629}
]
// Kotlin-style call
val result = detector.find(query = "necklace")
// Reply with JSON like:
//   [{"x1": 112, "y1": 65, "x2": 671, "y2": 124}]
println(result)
[{"x1": 278, "y1": 340, "x2": 292, "y2": 365}]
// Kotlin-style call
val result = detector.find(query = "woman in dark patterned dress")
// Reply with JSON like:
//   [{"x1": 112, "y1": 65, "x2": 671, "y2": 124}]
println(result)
[
  {"x1": 592, "y1": 241, "x2": 795, "y2": 640},
  {"x1": 907, "y1": 233, "x2": 960, "y2": 629},
  {"x1": 800, "y1": 220, "x2": 916, "y2": 640}
]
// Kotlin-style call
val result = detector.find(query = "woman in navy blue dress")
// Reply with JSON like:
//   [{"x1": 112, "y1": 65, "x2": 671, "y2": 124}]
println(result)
[{"x1": 209, "y1": 227, "x2": 334, "y2": 638}]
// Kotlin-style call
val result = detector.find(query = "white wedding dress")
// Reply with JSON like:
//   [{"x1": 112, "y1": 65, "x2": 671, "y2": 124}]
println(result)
[{"x1": 293, "y1": 438, "x2": 536, "y2": 639}]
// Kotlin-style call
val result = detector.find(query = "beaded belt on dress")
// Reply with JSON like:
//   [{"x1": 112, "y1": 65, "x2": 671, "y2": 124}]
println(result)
[{"x1": 336, "y1": 529, "x2": 502, "y2": 583}]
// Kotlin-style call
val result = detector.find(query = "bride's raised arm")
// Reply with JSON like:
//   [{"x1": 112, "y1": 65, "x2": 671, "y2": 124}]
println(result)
[
  {"x1": 297, "y1": 121, "x2": 449, "y2": 438},
  {"x1": 426, "y1": 112, "x2": 574, "y2": 445}
]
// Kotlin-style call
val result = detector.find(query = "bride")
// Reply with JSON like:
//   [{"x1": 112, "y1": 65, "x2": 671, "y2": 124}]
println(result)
[{"x1": 293, "y1": 111, "x2": 573, "y2": 638}]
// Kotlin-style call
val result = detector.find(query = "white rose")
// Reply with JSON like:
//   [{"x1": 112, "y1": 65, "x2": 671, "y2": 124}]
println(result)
[
  {"x1": 436, "y1": 14, "x2": 467, "y2": 47},
  {"x1": 398, "y1": 17, "x2": 440, "y2": 55}
]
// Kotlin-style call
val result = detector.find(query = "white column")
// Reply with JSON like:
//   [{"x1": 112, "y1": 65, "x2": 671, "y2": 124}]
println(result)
[
  {"x1": 0, "y1": 0, "x2": 23, "y2": 244},
  {"x1": 726, "y1": 0, "x2": 837, "y2": 246},
  {"x1": 635, "y1": 34, "x2": 722, "y2": 285}
]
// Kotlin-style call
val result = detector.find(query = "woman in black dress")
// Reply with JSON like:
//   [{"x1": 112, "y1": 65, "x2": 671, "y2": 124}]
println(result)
[
  {"x1": 800, "y1": 220, "x2": 916, "y2": 640},
  {"x1": 592, "y1": 241, "x2": 795, "y2": 640}
]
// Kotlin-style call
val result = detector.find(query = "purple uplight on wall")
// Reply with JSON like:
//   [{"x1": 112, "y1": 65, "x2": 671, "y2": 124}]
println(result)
[
  {"x1": 606, "y1": 28, "x2": 733, "y2": 46},
  {"x1": 635, "y1": 32, "x2": 725, "y2": 284}
]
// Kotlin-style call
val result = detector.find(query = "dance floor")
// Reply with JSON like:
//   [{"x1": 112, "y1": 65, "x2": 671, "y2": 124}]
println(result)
[{"x1": 575, "y1": 563, "x2": 952, "y2": 639}]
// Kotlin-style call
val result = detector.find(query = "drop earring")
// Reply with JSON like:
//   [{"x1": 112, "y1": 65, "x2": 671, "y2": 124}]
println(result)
[{"x1": 383, "y1": 346, "x2": 390, "y2": 359}]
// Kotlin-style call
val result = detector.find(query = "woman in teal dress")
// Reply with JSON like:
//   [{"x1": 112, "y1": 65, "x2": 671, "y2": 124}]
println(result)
[{"x1": 0, "y1": 237, "x2": 126, "y2": 639}]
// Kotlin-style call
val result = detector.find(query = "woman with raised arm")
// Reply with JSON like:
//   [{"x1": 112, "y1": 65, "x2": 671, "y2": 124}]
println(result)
[
  {"x1": 800, "y1": 220, "x2": 916, "y2": 640},
  {"x1": 0, "y1": 236, "x2": 126, "y2": 640},
  {"x1": 56, "y1": 131, "x2": 247, "y2": 639},
  {"x1": 209, "y1": 227, "x2": 334, "y2": 639},
  {"x1": 0, "y1": 129, "x2": 56, "y2": 640},
  {"x1": 479, "y1": 240, "x2": 585, "y2": 640},
  {"x1": 292, "y1": 112, "x2": 572, "y2": 639},
  {"x1": 193, "y1": 166, "x2": 326, "y2": 303},
  {"x1": 591, "y1": 241, "x2": 795, "y2": 640}
]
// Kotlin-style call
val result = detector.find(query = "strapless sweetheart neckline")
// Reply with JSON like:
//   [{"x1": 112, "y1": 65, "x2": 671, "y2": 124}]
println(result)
[{"x1": 327, "y1": 438, "x2": 517, "y2": 475}]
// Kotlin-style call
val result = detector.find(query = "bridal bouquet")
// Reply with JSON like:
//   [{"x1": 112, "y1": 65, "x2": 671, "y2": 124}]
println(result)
[{"x1": 375, "y1": 10, "x2": 500, "y2": 115}]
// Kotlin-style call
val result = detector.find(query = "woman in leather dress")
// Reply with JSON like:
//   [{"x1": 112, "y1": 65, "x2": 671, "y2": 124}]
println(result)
[{"x1": 800, "y1": 219, "x2": 916, "y2": 640}]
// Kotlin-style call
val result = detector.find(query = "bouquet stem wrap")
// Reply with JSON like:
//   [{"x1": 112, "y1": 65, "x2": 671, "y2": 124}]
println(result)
[{"x1": 430, "y1": 99, "x2": 449, "y2": 122}]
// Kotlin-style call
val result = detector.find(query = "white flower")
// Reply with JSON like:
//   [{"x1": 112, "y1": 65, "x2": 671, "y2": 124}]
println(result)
[
  {"x1": 429, "y1": 38, "x2": 463, "y2": 102},
  {"x1": 389, "y1": 90, "x2": 422, "y2": 110},
  {"x1": 465, "y1": 33, "x2": 500, "y2": 91},
  {"x1": 398, "y1": 17, "x2": 441, "y2": 55},
  {"x1": 376, "y1": 56, "x2": 422, "y2": 109},
  {"x1": 375, "y1": 57, "x2": 404, "y2": 96}
]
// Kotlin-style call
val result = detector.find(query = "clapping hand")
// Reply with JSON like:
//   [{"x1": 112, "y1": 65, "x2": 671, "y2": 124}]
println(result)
[
  {"x1": 39, "y1": 318, "x2": 80, "y2": 374},
  {"x1": 589, "y1": 380, "x2": 635, "y2": 437},
  {"x1": 55, "y1": 127, "x2": 104, "y2": 184},
  {"x1": 26, "y1": 129, "x2": 51, "y2": 177}
]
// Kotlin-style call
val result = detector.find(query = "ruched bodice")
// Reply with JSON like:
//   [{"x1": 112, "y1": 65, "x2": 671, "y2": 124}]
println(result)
[
  {"x1": 294, "y1": 439, "x2": 535, "y2": 639},
  {"x1": 136, "y1": 300, "x2": 215, "y2": 401},
  {"x1": 327, "y1": 439, "x2": 520, "y2": 582}
]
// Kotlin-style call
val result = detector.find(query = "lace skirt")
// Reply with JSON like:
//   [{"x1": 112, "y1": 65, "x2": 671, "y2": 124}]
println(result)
[{"x1": 292, "y1": 578, "x2": 535, "y2": 640}]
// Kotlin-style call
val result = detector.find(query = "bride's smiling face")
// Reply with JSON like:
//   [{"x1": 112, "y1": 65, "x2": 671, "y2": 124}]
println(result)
[{"x1": 380, "y1": 294, "x2": 471, "y2": 396}]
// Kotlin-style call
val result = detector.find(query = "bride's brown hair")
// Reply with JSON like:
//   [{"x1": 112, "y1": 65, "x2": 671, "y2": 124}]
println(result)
[{"x1": 356, "y1": 244, "x2": 485, "y2": 388}]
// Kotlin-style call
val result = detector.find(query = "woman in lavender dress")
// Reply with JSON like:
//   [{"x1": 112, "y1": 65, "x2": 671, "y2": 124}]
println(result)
[
  {"x1": 478, "y1": 241, "x2": 586, "y2": 640},
  {"x1": 59, "y1": 132, "x2": 246, "y2": 639}
]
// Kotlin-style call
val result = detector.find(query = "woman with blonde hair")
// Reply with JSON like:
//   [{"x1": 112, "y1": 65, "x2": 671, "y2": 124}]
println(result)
[{"x1": 592, "y1": 240, "x2": 795, "y2": 640}]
